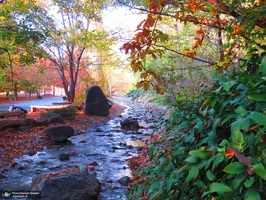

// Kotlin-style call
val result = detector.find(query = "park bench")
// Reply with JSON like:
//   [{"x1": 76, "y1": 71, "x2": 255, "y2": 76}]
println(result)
[{"x1": 30, "y1": 104, "x2": 79, "y2": 112}]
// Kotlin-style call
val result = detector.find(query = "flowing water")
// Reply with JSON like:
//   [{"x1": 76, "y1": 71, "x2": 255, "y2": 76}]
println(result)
[{"x1": 0, "y1": 96, "x2": 163, "y2": 200}]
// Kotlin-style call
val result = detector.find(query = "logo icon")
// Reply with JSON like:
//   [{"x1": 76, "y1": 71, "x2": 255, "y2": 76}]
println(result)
[{"x1": 2, "y1": 192, "x2": 11, "y2": 197}]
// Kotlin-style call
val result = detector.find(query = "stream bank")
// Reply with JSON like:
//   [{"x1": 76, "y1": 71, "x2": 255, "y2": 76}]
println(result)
[{"x1": 0, "y1": 96, "x2": 164, "y2": 199}]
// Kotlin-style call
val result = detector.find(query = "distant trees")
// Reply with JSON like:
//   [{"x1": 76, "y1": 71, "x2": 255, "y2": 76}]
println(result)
[{"x1": 1, "y1": 0, "x2": 116, "y2": 101}]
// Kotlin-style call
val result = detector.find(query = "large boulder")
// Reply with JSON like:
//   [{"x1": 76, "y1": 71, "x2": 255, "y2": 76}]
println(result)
[
  {"x1": 83, "y1": 85, "x2": 110, "y2": 116},
  {"x1": 45, "y1": 126, "x2": 74, "y2": 142},
  {"x1": 40, "y1": 113, "x2": 65, "y2": 124},
  {"x1": 120, "y1": 118, "x2": 140, "y2": 130},
  {"x1": 30, "y1": 168, "x2": 101, "y2": 200}
]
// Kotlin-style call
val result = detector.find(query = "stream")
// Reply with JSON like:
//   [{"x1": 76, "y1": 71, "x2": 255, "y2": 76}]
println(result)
[{"x1": 0, "y1": 96, "x2": 163, "y2": 200}]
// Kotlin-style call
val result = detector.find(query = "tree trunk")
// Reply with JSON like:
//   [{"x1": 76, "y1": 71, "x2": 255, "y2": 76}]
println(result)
[{"x1": 216, "y1": 14, "x2": 224, "y2": 62}]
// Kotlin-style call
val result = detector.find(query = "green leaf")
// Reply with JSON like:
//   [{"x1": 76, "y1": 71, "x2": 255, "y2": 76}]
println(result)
[
  {"x1": 185, "y1": 156, "x2": 200, "y2": 164},
  {"x1": 244, "y1": 189, "x2": 261, "y2": 200},
  {"x1": 231, "y1": 120, "x2": 244, "y2": 144},
  {"x1": 248, "y1": 93, "x2": 266, "y2": 102},
  {"x1": 249, "y1": 81, "x2": 266, "y2": 93},
  {"x1": 196, "y1": 179, "x2": 207, "y2": 189},
  {"x1": 147, "y1": 181, "x2": 160, "y2": 194},
  {"x1": 177, "y1": 121, "x2": 190, "y2": 129},
  {"x1": 252, "y1": 163, "x2": 266, "y2": 180},
  {"x1": 243, "y1": 74, "x2": 250, "y2": 84},
  {"x1": 189, "y1": 150, "x2": 211, "y2": 160},
  {"x1": 209, "y1": 183, "x2": 233, "y2": 193},
  {"x1": 178, "y1": 164, "x2": 191, "y2": 173},
  {"x1": 212, "y1": 77, "x2": 228, "y2": 83},
  {"x1": 239, "y1": 117, "x2": 250, "y2": 132},
  {"x1": 223, "y1": 162, "x2": 247, "y2": 174},
  {"x1": 166, "y1": 177, "x2": 174, "y2": 192},
  {"x1": 212, "y1": 154, "x2": 224, "y2": 171},
  {"x1": 231, "y1": 173, "x2": 247, "y2": 189},
  {"x1": 159, "y1": 156, "x2": 170, "y2": 163},
  {"x1": 186, "y1": 164, "x2": 200, "y2": 183},
  {"x1": 223, "y1": 82, "x2": 231, "y2": 92},
  {"x1": 206, "y1": 170, "x2": 216, "y2": 181},
  {"x1": 262, "y1": 62, "x2": 266, "y2": 76},
  {"x1": 249, "y1": 112, "x2": 266, "y2": 126},
  {"x1": 222, "y1": 114, "x2": 238, "y2": 124},
  {"x1": 219, "y1": 140, "x2": 229, "y2": 147},
  {"x1": 235, "y1": 106, "x2": 247, "y2": 114},
  {"x1": 244, "y1": 177, "x2": 254, "y2": 188}
]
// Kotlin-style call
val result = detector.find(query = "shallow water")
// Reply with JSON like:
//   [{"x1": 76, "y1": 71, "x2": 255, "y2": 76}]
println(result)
[{"x1": 0, "y1": 96, "x2": 163, "y2": 200}]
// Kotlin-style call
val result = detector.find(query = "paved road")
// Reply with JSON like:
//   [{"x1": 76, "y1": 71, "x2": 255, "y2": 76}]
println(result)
[{"x1": 0, "y1": 97, "x2": 65, "y2": 111}]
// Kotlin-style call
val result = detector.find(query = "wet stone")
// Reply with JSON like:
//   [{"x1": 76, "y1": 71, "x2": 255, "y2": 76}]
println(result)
[
  {"x1": 95, "y1": 128, "x2": 103, "y2": 132},
  {"x1": 88, "y1": 161, "x2": 98, "y2": 166},
  {"x1": 37, "y1": 161, "x2": 48, "y2": 165},
  {"x1": 17, "y1": 165, "x2": 26, "y2": 170},
  {"x1": 59, "y1": 153, "x2": 70, "y2": 161},
  {"x1": 28, "y1": 150, "x2": 36, "y2": 156},
  {"x1": 118, "y1": 176, "x2": 131, "y2": 186}
]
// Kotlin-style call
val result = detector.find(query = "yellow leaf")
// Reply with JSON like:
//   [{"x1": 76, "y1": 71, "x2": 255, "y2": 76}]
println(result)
[
  {"x1": 175, "y1": 13, "x2": 179, "y2": 20},
  {"x1": 144, "y1": 82, "x2": 150, "y2": 91},
  {"x1": 140, "y1": 72, "x2": 148, "y2": 79}
]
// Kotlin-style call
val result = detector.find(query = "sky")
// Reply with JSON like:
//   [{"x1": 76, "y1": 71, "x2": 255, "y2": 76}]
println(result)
[{"x1": 102, "y1": 6, "x2": 146, "y2": 52}]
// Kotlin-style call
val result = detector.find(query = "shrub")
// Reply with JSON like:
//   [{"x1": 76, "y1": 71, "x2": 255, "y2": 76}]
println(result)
[
  {"x1": 46, "y1": 106, "x2": 77, "y2": 120},
  {"x1": 126, "y1": 54, "x2": 266, "y2": 199}
]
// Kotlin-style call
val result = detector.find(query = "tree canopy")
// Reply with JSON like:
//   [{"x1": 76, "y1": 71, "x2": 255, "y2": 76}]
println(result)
[{"x1": 120, "y1": 0, "x2": 266, "y2": 93}]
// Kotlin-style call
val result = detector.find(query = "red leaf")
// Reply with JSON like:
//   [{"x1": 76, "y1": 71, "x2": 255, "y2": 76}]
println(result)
[
  {"x1": 225, "y1": 147, "x2": 234, "y2": 157},
  {"x1": 234, "y1": 149, "x2": 251, "y2": 166}
]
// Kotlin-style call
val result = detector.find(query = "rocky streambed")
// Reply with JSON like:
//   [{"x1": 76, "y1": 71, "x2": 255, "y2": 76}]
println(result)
[{"x1": 0, "y1": 96, "x2": 163, "y2": 200}]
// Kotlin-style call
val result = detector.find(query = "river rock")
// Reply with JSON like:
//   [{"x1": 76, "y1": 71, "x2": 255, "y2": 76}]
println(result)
[
  {"x1": 30, "y1": 169, "x2": 101, "y2": 200},
  {"x1": 45, "y1": 126, "x2": 74, "y2": 142},
  {"x1": 118, "y1": 176, "x2": 131, "y2": 186},
  {"x1": 83, "y1": 85, "x2": 110, "y2": 116},
  {"x1": 40, "y1": 113, "x2": 65, "y2": 124},
  {"x1": 59, "y1": 153, "x2": 70, "y2": 161},
  {"x1": 120, "y1": 118, "x2": 140, "y2": 130}
]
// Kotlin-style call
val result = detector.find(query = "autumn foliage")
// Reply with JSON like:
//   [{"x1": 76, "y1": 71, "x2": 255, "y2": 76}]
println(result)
[{"x1": 121, "y1": 0, "x2": 266, "y2": 92}]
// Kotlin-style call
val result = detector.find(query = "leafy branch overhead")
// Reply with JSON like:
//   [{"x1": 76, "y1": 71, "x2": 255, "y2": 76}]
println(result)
[{"x1": 121, "y1": 0, "x2": 266, "y2": 93}]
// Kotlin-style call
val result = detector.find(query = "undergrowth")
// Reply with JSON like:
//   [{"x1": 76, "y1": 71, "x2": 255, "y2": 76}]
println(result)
[
  {"x1": 46, "y1": 106, "x2": 77, "y2": 120},
  {"x1": 124, "y1": 53, "x2": 266, "y2": 199}
]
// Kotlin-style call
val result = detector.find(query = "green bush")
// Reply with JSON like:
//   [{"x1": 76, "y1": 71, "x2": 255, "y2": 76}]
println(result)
[
  {"x1": 46, "y1": 106, "x2": 77, "y2": 120},
  {"x1": 126, "y1": 54, "x2": 266, "y2": 199}
]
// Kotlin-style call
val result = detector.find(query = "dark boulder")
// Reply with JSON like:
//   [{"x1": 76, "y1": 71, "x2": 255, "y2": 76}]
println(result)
[
  {"x1": 45, "y1": 126, "x2": 74, "y2": 142},
  {"x1": 40, "y1": 113, "x2": 65, "y2": 124},
  {"x1": 120, "y1": 118, "x2": 140, "y2": 130},
  {"x1": 83, "y1": 85, "x2": 110, "y2": 116},
  {"x1": 118, "y1": 176, "x2": 131, "y2": 186},
  {"x1": 30, "y1": 168, "x2": 101, "y2": 200}
]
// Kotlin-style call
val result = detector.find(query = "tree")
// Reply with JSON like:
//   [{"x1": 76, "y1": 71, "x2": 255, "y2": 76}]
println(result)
[
  {"x1": 120, "y1": 0, "x2": 266, "y2": 93},
  {"x1": 39, "y1": 0, "x2": 112, "y2": 102},
  {"x1": 0, "y1": 0, "x2": 50, "y2": 97}
]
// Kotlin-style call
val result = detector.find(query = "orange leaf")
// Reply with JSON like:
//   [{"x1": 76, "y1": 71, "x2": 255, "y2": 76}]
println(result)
[
  {"x1": 225, "y1": 147, "x2": 234, "y2": 157},
  {"x1": 207, "y1": 151, "x2": 215, "y2": 156},
  {"x1": 246, "y1": 167, "x2": 254, "y2": 175},
  {"x1": 260, "y1": 135, "x2": 265, "y2": 144},
  {"x1": 250, "y1": 126, "x2": 258, "y2": 131}
]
